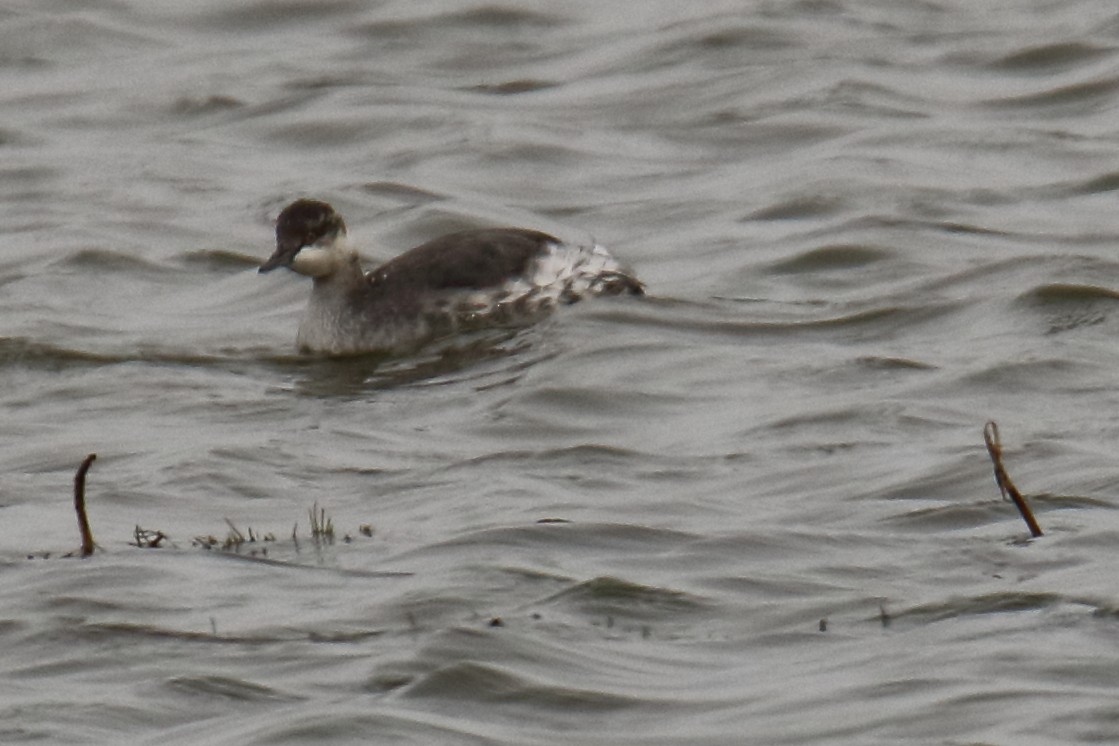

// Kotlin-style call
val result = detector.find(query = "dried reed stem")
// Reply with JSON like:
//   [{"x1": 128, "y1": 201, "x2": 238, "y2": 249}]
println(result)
[
  {"x1": 983, "y1": 421, "x2": 1043, "y2": 538},
  {"x1": 74, "y1": 453, "x2": 97, "y2": 557}
]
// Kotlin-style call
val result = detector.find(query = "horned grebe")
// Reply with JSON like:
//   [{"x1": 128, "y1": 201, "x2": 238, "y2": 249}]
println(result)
[{"x1": 259, "y1": 199, "x2": 643, "y2": 355}]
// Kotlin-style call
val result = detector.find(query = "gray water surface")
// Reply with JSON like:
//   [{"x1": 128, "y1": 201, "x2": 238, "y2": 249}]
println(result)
[{"x1": 5, "y1": 2, "x2": 1119, "y2": 744}]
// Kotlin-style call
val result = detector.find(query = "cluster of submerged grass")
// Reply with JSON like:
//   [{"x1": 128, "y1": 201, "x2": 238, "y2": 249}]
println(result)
[
  {"x1": 55, "y1": 455, "x2": 375, "y2": 559},
  {"x1": 189, "y1": 502, "x2": 372, "y2": 556},
  {"x1": 192, "y1": 519, "x2": 279, "y2": 553}
]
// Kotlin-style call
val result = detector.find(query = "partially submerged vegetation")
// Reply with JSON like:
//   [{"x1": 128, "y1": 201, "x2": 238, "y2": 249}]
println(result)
[
  {"x1": 74, "y1": 453, "x2": 97, "y2": 557},
  {"x1": 36, "y1": 423, "x2": 1043, "y2": 562},
  {"x1": 41, "y1": 452, "x2": 373, "y2": 560},
  {"x1": 983, "y1": 420, "x2": 1043, "y2": 538}
]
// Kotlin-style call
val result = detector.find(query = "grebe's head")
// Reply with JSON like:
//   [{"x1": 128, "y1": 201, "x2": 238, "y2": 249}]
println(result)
[{"x1": 259, "y1": 199, "x2": 349, "y2": 277}]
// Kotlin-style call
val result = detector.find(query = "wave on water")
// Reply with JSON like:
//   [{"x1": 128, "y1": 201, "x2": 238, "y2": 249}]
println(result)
[{"x1": 7, "y1": 1, "x2": 1119, "y2": 744}]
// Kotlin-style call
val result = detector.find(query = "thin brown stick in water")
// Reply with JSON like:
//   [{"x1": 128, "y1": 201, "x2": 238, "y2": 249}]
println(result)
[
  {"x1": 983, "y1": 421, "x2": 1043, "y2": 538},
  {"x1": 74, "y1": 453, "x2": 97, "y2": 557}
]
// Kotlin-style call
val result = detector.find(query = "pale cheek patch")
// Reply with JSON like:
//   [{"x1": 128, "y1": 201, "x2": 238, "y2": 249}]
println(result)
[{"x1": 289, "y1": 247, "x2": 337, "y2": 278}]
